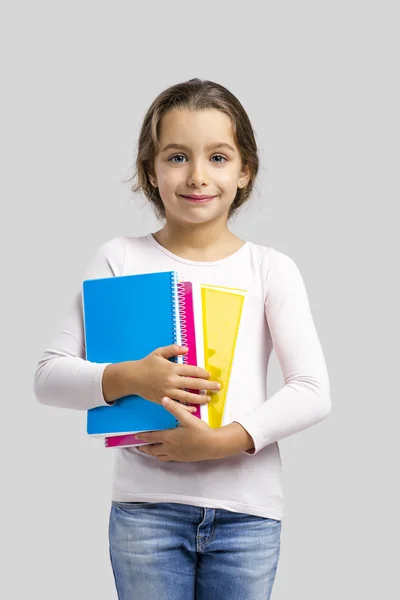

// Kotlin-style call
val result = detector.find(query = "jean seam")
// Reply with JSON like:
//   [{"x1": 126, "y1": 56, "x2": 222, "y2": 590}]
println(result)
[{"x1": 196, "y1": 512, "x2": 218, "y2": 551}]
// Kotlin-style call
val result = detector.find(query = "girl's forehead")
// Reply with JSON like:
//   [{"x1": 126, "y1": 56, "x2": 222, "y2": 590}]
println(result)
[
  {"x1": 158, "y1": 108, "x2": 236, "y2": 147},
  {"x1": 162, "y1": 108, "x2": 233, "y2": 131}
]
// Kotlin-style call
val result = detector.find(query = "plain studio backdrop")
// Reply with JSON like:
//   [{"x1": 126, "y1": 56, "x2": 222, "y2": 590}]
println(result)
[{"x1": 1, "y1": 1, "x2": 398, "y2": 598}]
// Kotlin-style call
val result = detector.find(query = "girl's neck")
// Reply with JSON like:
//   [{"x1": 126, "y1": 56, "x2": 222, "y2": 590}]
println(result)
[{"x1": 152, "y1": 223, "x2": 246, "y2": 262}]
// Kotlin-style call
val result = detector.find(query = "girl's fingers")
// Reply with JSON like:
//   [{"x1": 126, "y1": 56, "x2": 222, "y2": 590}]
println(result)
[
  {"x1": 172, "y1": 390, "x2": 211, "y2": 405},
  {"x1": 177, "y1": 376, "x2": 221, "y2": 392},
  {"x1": 177, "y1": 364, "x2": 211, "y2": 380},
  {"x1": 174, "y1": 402, "x2": 198, "y2": 413}
]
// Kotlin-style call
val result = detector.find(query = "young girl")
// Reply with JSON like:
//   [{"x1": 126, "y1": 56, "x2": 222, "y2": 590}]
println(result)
[{"x1": 34, "y1": 78, "x2": 331, "y2": 600}]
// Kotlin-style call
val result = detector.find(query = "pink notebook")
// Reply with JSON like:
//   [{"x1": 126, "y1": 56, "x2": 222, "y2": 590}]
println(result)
[{"x1": 105, "y1": 281, "x2": 203, "y2": 448}]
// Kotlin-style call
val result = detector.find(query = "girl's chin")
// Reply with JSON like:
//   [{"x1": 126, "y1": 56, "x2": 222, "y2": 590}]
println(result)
[{"x1": 169, "y1": 212, "x2": 226, "y2": 227}]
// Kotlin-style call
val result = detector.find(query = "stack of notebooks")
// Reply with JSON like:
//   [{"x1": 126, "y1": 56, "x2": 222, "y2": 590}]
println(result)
[{"x1": 82, "y1": 270, "x2": 246, "y2": 448}]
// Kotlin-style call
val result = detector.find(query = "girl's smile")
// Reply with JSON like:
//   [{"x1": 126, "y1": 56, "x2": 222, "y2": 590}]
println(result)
[{"x1": 180, "y1": 194, "x2": 217, "y2": 203}]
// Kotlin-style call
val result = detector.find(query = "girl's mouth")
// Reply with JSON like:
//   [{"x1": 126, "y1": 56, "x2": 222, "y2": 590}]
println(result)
[{"x1": 180, "y1": 195, "x2": 216, "y2": 203}]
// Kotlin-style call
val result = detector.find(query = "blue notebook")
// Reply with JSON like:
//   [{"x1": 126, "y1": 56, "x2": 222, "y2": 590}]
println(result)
[{"x1": 82, "y1": 270, "x2": 185, "y2": 437}]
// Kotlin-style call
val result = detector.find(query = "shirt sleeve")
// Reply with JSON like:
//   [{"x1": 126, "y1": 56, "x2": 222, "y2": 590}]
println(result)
[
  {"x1": 233, "y1": 248, "x2": 331, "y2": 455},
  {"x1": 33, "y1": 236, "x2": 126, "y2": 410}
]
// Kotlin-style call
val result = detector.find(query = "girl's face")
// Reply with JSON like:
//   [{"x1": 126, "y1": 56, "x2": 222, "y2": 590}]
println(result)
[{"x1": 150, "y1": 108, "x2": 250, "y2": 226}]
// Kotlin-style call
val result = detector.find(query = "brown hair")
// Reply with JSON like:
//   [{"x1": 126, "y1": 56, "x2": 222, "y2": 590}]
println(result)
[{"x1": 127, "y1": 78, "x2": 259, "y2": 221}]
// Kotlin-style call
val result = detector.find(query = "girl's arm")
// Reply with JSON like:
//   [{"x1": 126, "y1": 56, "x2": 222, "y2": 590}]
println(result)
[
  {"x1": 33, "y1": 237, "x2": 126, "y2": 410},
  {"x1": 232, "y1": 248, "x2": 331, "y2": 455}
]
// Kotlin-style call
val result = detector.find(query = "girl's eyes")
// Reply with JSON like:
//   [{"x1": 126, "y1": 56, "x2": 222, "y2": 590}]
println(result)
[{"x1": 168, "y1": 154, "x2": 227, "y2": 164}]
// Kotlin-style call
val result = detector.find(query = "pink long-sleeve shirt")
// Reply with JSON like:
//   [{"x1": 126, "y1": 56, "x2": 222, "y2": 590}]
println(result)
[{"x1": 33, "y1": 233, "x2": 331, "y2": 520}]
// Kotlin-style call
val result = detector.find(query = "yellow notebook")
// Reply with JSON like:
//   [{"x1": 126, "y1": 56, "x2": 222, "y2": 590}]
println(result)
[{"x1": 192, "y1": 283, "x2": 246, "y2": 429}]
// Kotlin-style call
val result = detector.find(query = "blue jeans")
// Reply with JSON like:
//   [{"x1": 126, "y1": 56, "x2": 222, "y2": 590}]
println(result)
[{"x1": 109, "y1": 501, "x2": 281, "y2": 599}]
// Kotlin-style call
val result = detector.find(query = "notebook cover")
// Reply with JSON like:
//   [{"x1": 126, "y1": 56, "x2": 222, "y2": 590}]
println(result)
[
  {"x1": 180, "y1": 280, "x2": 204, "y2": 421},
  {"x1": 104, "y1": 280, "x2": 208, "y2": 448},
  {"x1": 83, "y1": 271, "x2": 183, "y2": 436}
]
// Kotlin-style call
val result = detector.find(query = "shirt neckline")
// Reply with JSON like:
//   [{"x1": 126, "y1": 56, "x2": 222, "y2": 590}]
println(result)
[{"x1": 146, "y1": 233, "x2": 250, "y2": 266}]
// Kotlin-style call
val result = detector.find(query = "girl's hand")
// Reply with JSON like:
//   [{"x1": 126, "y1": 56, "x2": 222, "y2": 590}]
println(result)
[
  {"x1": 124, "y1": 344, "x2": 221, "y2": 410},
  {"x1": 136, "y1": 397, "x2": 219, "y2": 462}
]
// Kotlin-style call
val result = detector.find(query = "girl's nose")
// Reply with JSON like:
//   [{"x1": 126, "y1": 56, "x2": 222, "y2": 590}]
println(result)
[{"x1": 187, "y1": 162, "x2": 209, "y2": 188}]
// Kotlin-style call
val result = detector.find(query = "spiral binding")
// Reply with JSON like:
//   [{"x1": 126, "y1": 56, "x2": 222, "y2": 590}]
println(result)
[
  {"x1": 171, "y1": 272, "x2": 189, "y2": 427},
  {"x1": 177, "y1": 282, "x2": 188, "y2": 360},
  {"x1": 170, "y1": 272, "x2": 188, "y2": 364}
]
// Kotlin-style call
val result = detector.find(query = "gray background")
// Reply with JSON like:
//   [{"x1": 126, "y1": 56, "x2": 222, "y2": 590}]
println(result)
[{"x1": 2, "y1": 0, "x2": 399, "y2": 598}]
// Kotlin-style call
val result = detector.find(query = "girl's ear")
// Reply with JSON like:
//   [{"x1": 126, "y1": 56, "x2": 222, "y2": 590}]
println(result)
[
  {"x1": 148, "y1": 174, "x2": 157, "y2": 187},
  {"x1": 238, "y1": 164, "x2": 251, "y2": 189}
]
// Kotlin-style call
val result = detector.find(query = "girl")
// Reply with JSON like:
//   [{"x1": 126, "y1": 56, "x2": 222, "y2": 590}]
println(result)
[{"x1": 34, "y1": 78, "x2": 331, "y2": 600}]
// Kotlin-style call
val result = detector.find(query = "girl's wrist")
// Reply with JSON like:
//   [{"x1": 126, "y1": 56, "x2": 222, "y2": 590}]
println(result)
[
  {"x1": 213, "y1": 422, "x2": 255, "y2": 458},
  {"x1": 102, "y1": 362, "x2": 136, "y2": 404}
]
